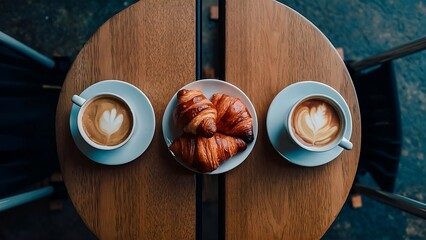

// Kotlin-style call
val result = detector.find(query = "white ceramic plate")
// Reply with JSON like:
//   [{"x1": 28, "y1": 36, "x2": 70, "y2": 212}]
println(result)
[
  {"x1": 70, "y1": 80, "x2": 155, "y2": 165},
  {"x1": 162, "y1": 79, "x2": 258, "y2": 174},
  {"x1": 266, "y1": 81, "x2": 352, "y2": 167}
]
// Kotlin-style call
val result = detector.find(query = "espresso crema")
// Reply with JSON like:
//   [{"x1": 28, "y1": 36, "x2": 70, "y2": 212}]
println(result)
[
  {"x1": 291, "y1": 98, "x2": 341, "y2": 147},
  {"x1": 81, "y1": 95, "x2": 133, "y2": 146}
]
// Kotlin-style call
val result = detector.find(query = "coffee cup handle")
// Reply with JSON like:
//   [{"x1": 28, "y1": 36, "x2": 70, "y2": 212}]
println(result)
[
  {"x1": 72, "y1": 95, "x2": 86, "y2": 107},
  {"x1": 339, "y1": 137, "x2": 353, "y2": 150}
]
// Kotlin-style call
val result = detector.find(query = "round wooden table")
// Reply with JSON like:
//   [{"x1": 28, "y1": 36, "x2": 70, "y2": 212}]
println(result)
[
  {"x1": 222, "y1": 0, "x2": 360, "y2": 239},
  {"x1": 56, "y1": 1, "x2": 197, "y2": 239},
  {"x1": 56, "y1": 0, "x2": 361, "y2": 239}
]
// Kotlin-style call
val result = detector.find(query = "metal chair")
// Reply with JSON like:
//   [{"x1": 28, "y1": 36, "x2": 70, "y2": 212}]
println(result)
[
  {"x1": 0, "y1": 31, "x2": 70, "y2": 211},
  {"x1": 346, "y1": 37, "x2": 426, "y2": 219}
]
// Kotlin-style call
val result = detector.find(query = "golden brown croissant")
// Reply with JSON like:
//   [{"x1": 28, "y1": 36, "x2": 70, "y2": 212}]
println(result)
[
  {"x1": 169, "y1": 133, "x2": 247, "y2": 173},
  {"x1": 210, "y1": 93, "x2": 254, "y2": 143},
  {"x1": 173, "y1": 89, "x2": 217, "y2": 138}
]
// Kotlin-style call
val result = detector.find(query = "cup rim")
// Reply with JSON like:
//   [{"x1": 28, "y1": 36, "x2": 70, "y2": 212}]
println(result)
[
  {"x1": 75, "y1": 92, "x2": 136, "y2": 151},
  {"x1": 287, "y1": 94, "x2": 347, "y2": 152}
]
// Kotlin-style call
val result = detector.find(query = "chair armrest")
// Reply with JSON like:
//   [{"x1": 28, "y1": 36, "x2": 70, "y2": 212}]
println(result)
[
  {"x1": 0, "y1": 186, "x2": 53, "y2": 212},
  {"x1": 349, "y1": 36, "x2": 426, "y2": 71},
  {"x1": 353, "y1": 183, "x2": 426, "y2": 219}
]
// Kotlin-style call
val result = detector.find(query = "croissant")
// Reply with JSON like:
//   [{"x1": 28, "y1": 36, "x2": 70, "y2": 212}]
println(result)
[
  {"x1": 173, "y1": 89, "x2": 217, "y2": 138},
  {"x1": 169, "y1": 133, "x2": 247, "y2": 173},
  {"x1": 210, "y1": 93, "x2": 254, "y2": 143}
]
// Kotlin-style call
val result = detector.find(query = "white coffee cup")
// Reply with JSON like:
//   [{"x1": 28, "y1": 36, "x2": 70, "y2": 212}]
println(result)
[
  {"x1": 287, "y1": 94, "x2": 352, "y2": 152},
  {"x1": 72, "y1": 92, "x2": 135, "y2": 150}
]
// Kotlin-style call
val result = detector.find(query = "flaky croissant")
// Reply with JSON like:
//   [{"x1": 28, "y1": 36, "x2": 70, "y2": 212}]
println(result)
[
  {"x1": 169, "y1": 133, "x2": 247, "y2": 173},
  {"x1": 210, "y1": 93, "x2": 254, "y2": 143},
  {"x1": 173, "y1": 89, "x2": 217, "y2": 138}
]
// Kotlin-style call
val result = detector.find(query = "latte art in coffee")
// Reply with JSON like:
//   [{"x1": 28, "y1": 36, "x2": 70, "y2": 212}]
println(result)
[
  {"x1": 292, "y1": 99, "x2": 340, "y2": 147},
  {"x1": 100, "y1": 108, "x2": 124, "y2": 136},
  {"x1": 81, "y1": 96, "x2": 133, "y2": 146}
]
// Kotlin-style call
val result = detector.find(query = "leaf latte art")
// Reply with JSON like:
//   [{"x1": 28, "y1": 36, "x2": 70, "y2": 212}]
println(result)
[
  {"x1": 100, "y1": 108, "x2": 123, "y2": 136},
  {"x1": 291, "y1": 99, "x2": 340, "y2": 147}
]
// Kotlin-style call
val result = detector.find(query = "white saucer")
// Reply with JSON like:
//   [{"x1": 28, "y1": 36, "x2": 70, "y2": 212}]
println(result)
[
  {"x1": 162, "y1": 79, "x2": 258, "y2": 174},
  {"x1": 266, "y1": 81, "x2": 352, "y2": 167},
  {"x1": 70, "y1": 80, "x2": 155, "y2": 165}
]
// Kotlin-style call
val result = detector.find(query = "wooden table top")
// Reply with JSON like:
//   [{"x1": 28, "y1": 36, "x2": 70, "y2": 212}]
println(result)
[
  {"x1": 56, "y1": 1, "x2": 197, "y2": 239},
  {"x1": 56, "y1": 0, "x2": 361, "y2": 239},
  {"x1": 223, "y1": 0, "x2": 361, "y2": 239}
]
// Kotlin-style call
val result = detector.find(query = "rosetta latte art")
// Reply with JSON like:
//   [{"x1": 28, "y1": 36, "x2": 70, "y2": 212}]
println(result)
[{"x1": 292, "y1": 99, "x2": 340, "y2": 147}]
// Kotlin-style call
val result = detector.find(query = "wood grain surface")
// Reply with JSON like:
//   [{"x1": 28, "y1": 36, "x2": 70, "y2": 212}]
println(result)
[
  {"x1": 55, "y1": 1, "x2": 196, "y2": 239},
  {"x1": 223, "y1": 0, "x2": 361, "y2": 239}
]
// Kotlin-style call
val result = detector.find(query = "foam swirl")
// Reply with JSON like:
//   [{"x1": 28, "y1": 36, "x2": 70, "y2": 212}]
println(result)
[{"x1": 292, "y1": 101, "x2": 340, "y2": 147}]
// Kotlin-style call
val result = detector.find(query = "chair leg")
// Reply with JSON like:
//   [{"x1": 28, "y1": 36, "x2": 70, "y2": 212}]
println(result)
[{"x1": 49, "y1": 172, "x2": 66, "y2": 211}]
